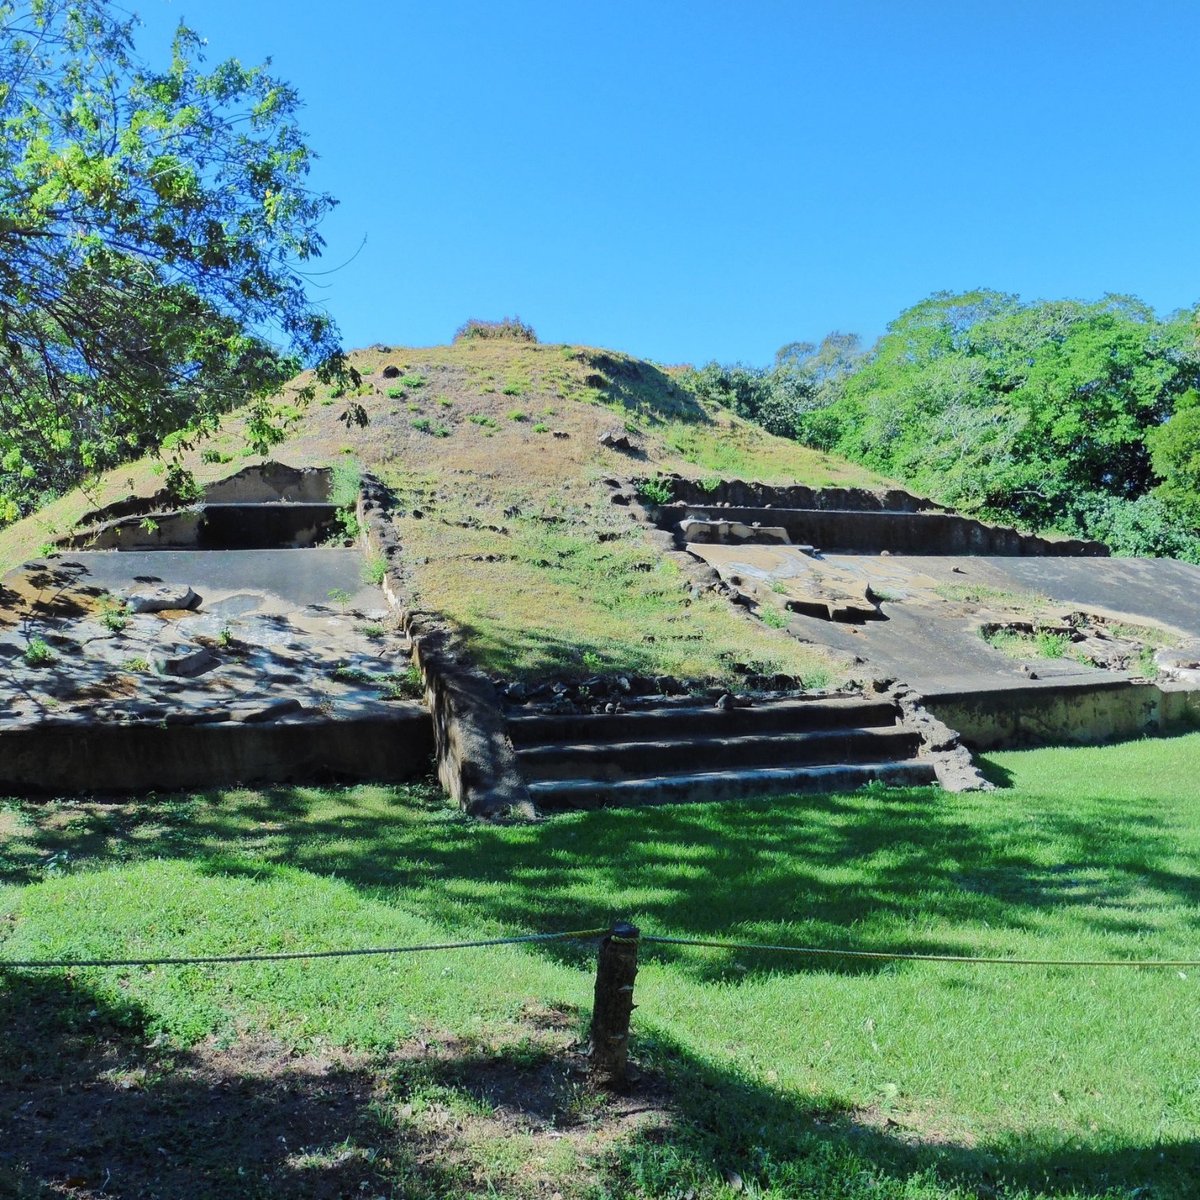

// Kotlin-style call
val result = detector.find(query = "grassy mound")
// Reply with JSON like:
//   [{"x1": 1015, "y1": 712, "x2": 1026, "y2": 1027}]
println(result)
[{"x1": 0, "y1": 339, "x2": 888, "y2": 684}]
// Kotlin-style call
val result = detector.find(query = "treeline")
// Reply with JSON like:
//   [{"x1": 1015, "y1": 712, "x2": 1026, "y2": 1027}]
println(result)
[{"x1": 681, "y1": 291, "x2": 1200, "y2": 561}]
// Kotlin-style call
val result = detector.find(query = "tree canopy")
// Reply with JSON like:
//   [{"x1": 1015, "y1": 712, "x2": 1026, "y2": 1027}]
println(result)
[
  {"x1": 0, "y1": 0, "x2": 353, "y2": 522},
  {"x1": 685, "y1": 292, "x2": 1200, "y2": 562}
]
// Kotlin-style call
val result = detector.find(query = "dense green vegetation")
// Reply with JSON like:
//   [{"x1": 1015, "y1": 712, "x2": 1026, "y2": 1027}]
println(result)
[
  {"x1": 0, "y1": 0, "x2": 353, "y2": 524},
  {"x1": 3, "y1": 735, "x2": 1200, "y2": 1197},
  {"x1": 684, "y1": 292, "x2": 1200, "y2": 560}
]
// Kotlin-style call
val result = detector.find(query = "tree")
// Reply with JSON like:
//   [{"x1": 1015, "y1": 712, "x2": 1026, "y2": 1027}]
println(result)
[
  {"x1": 0, "y1": 0, "x2": 355, "y2": 523},
  {"x1": 1148, "y1": 388, "x2": 1200, "y2": 526}
]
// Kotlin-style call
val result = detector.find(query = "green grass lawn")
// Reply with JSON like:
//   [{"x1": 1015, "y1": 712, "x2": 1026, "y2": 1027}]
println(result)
[{"x1": 3, "y1": 735, "x2": 1200, "y2": 1198}]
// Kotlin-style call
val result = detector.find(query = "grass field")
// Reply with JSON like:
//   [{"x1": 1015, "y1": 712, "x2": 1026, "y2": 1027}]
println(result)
[{"x1": 2, "y1": 734, "x2": 1200, "y2": 1197}]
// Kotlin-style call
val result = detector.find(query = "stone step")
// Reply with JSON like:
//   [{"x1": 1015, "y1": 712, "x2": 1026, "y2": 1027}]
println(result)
[
  {"x1": 527, "y1": 759, "x2": 938, "y2": 810},
  {"x1": 506, "y1": 697, "x2": 900, "y2": 747},
  {"x1": 516, "y1": 726, "x2": 922, "y2": 782}
]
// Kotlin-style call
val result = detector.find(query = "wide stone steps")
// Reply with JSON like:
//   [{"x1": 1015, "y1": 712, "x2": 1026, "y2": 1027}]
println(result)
[
  {"x1": 526, "y1": 760, "x2": 936, "y2": 809},
  {"x1": 508, "y1": 696, "x2": 936, "y2": 811},
  {"x1": 506, "y1": 696, "x2": 900, "y2": 746},
  {"x1": 516, "y1": 726, "x2": 922, "y2": 782}
]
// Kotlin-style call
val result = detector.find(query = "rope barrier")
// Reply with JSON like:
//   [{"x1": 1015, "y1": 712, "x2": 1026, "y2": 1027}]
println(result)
[
  {"x1": 0, "y1": 928, "x2": 610, "y2": 970},
  {"x1": 641, "y1": 933, "x2": 1200, "y2": 969},
  {"x1": 2, "y1": 926, "x2": 1197, "y2": 972}
]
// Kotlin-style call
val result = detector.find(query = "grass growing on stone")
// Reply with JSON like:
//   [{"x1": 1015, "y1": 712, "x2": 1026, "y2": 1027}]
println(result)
[
  {"x1": 981, "y1": 626, "x2": 1074, "y2": 660},
  {"x1": 386, "y1": 469, "x2": 835, "y2": 683},
  {"x1": 3, "y1": 734, "x2": 1200, "y2": 1197}
]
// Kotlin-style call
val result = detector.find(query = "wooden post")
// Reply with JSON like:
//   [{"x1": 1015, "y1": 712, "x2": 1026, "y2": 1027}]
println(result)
[{"x1": 589, "y1": 920, "x2": 640, "y2": 1089}]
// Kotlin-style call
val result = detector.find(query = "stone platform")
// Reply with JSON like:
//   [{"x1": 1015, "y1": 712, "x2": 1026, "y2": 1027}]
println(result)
[
  {"x1": 687, "y1": 546, "x2": 1200, "y2": 693},
  {"x1": 0, "y1": 548, "x2": 432, "y2": 792}
]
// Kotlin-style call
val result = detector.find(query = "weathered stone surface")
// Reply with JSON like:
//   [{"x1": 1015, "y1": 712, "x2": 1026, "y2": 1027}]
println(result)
[
  {"x1": 123, "y1": 584, "x2": 200, "y2": 613},
  {"x1": 598, "y1": 430, "x2": 638, "y2": 453},
  {"x1": 680, "y1": 518, "x2": 790, "y2": 546},
  {"x1": 237, "y1": 698, "x2": 304, "y2": 723},
  {"x1": 155, "y1": 644, "x2": 219, "y2": 677}
]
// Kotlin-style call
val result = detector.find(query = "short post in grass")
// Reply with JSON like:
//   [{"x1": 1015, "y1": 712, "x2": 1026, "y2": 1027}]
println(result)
[{"x1": 589, "y1": 920, "x2": 640, "y2": 1089}]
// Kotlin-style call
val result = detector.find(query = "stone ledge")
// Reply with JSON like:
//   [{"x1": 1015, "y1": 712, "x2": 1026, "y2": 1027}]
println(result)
[{"x1": 357, "y1": 474, "x2": 535, "y2": 819}]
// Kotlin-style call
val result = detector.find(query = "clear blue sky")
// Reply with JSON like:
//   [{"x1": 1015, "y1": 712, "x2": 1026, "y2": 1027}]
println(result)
[{"x1": 135, "y1": 0, "x2": 1200, "y2": 366}]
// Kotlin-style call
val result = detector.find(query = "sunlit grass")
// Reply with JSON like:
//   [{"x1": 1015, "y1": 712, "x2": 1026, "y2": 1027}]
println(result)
[{"x1": 3, "y1": 735, "x2": 1200, "y2": 1196}]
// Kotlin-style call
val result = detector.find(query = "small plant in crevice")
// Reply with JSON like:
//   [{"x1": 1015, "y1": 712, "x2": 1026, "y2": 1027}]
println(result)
[
  {"x1": 98, "y1": 594, "x2": 130, "y2": 632},
  {"x1": 327, "y1": 587, "x2": 352, "y2": 613},
  {"x1": 759, "y1": 606, "x2": 789, "y2": 630},
  {"x1": 581, "y1": 649, "x2": 604, "y2": 673},
  {"x1": 23, "y1": 637, "x2": 55, "y2": 666},
  {"x1": 331, "y1": 663, "x2": 374, "y2": 685},
  {"x1": 381, "y1": 665, "x2": 424, "y2": 700},
  {"x1": 330, "y1": 458, "x2": 362, "y2": 509},
  {"x1": 359, "y1": 622, "x2": 387, "y2": 641},
  {"x1": 636, "y1": 476, "x2": 674, "y2": 505},
  {"x1": 361, "y1": 554, "x2": 387, "y2": 586}
]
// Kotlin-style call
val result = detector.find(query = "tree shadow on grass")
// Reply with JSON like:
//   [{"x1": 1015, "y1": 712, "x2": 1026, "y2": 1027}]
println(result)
[
  {"x1": 0, "y1": 969, "x2": 520, "y2": 1200},
  {"x1": 5, "y1": 779, "x2": 1199, "y2": 982},
  {"x1": 630, "y1": 1026, "x2": 1200, "y2": 1200},
  {"x1": 2, "y1": 968, "x2": 1195, "y2": 1200}
]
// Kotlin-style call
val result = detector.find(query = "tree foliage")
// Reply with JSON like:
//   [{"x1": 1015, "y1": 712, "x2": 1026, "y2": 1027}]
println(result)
[
  {"x1": 0, "y1": 0, "x2": 354, "y2": 522},
  {"x1": 685, "y1": 293, "x2": 1200, "y2": 561},
  {"x1": 792, "y1": 291, "x2": 1200, "y2": 559},
  {"x1": 681, "y1": 333, "x2": 865, "y2": 441}
]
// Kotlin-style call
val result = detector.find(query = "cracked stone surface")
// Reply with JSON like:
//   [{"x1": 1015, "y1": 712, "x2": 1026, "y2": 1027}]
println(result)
[
  {"x1": 685, "y1": 545, "x2": 1200, "y2": 695},
  {"x1": 0, "y1": 550, "x2": 417, "y2": 728}
]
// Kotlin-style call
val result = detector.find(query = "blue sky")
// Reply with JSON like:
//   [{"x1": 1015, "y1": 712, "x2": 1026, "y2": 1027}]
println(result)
[{"x1": 135, "y1": 1, "x2": 1200, "y2": 366}]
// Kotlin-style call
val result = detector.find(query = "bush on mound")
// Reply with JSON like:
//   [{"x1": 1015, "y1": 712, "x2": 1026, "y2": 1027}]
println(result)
[{"x1": 453, "y1": 316, "x2": 538, "y2": 343}]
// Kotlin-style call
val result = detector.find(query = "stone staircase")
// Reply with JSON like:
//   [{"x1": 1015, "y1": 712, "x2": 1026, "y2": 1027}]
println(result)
[{"x1": 507, "y1": 695, "x2": 937, "y2": 810}]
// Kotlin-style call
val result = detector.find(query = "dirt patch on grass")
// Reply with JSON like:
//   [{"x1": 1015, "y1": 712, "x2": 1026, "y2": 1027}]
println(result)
[{"x1": 0, "y1": 978, "x2": 671, "y2": 1200}]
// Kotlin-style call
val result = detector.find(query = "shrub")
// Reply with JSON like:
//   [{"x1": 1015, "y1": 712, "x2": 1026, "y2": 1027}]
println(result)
[
  {"x1": 453, "y1": 316, "x2": 537, "y2": 343},
  {"x1": 636, "y1": 476, "x2": 674, "y2": 505},
  {"x1": 361, "y1": 555, "x2": 387, "y2": 586},
  {"x1": 24, "y1": 637, "x2": 55, "y2": 666},
  {"x1": 330, "y1": 458, "x2": 362, "y2": 509}
]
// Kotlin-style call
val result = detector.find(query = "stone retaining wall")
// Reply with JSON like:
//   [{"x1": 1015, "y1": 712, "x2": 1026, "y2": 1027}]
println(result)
[
  {"x1": 357, "y1": 476, "x2": 535, "y2": 818},
  {"x1": 0, "y1": 711, "x2": 433, "y2": 794},
  {"x1": 925, "y1": 679, "x2": 1200, "y2": 750},
  {"x1": 75, "y1": 463, "x2": 332, "y2": 529}
]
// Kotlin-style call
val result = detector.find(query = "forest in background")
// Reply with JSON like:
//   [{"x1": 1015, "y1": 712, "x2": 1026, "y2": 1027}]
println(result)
[{"x1": 683, "y1": 290, "x2": 1200, "y2": 562}]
